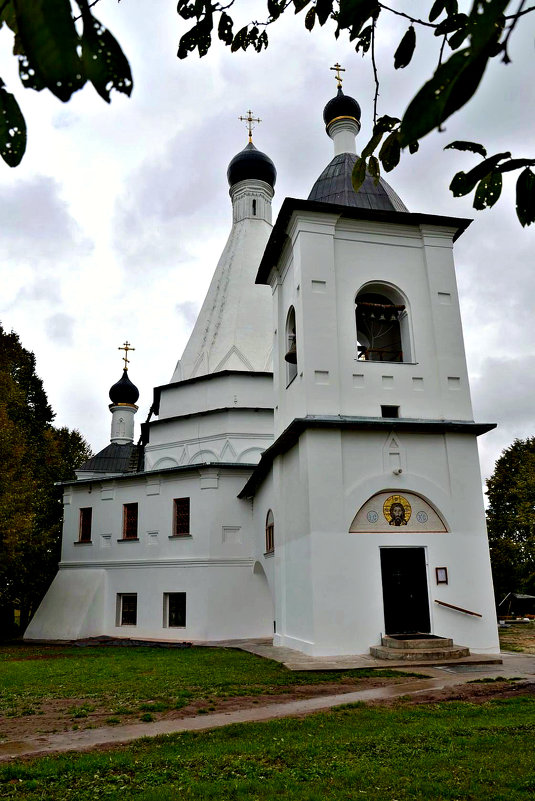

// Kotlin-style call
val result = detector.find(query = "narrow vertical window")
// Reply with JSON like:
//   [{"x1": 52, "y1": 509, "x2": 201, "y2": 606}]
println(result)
[
  {"x1": 79, "y1": 508, "x2": 92, "y2": 542},
  {"x1": 164, "y1": 593, "x2": 187, "y2": 627},
  {"x1": 252, "y1": 198, "x2": 257, "y2": 216},
  {"x1": 118, "y1": 594, "x2": 137, "y2": 626},
  {"x1": 173, "y1": 498, "x2": 190, "y2": 537},
  {"x1": 285, "y1": 306, "x2": 298, "y2": 386},
  {"x1": 123, "y1": 503, "x2": 138, "y2": 539},
  {"x1": 265, "y1": 510, "x2": 274, "y2": 554}
]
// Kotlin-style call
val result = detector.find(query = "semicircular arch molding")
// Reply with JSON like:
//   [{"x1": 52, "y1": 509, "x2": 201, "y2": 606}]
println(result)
[
  {"x1": 349, "y1": 490, "x2": 448, "y2": 533},
  {"x1": 188, "y1": 449, "x2": 219, "y2": 465}
]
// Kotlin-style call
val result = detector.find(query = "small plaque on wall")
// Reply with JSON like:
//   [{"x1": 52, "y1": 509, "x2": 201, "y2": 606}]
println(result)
[{"x1": 435, "y1": 567, "x2": 448, "y2": 585}]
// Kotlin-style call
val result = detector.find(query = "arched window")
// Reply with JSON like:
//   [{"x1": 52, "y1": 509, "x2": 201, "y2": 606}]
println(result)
[
  {"x1": 355, "y1": 285, "x2": 411, "y2": 363},
  {"x1": 265, "y1": 510, "x2": 274, "y2": 554},
  {"x1": 284, "y1": 306, "x2": 298, "y2": 385}
]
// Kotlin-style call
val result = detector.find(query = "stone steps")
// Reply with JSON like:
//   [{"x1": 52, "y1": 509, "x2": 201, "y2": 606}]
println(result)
[{"x1": 370, "y1": 634, "x2": 470, "y2": 662}]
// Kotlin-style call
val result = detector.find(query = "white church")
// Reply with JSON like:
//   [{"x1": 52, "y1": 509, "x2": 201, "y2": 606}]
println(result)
[{"x1": 26, "y1": 72, "x2": 500, "y2": 657}]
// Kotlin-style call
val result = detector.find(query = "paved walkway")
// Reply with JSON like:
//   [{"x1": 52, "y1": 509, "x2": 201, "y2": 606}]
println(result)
[{"x1": 0, "y1": 651, "x2": 533, "y2": 763}]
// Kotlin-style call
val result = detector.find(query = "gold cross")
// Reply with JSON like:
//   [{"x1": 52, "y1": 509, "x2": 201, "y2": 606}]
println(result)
[
  {"x1": 118, "y1": 341, "x2": 135, "y2": 371},
  {"x1": 330, "y1": 62, "x2": 345, "y2": 88},
  {"x1": 239, "y1": 109, "x2": 261, "y2": 143}
]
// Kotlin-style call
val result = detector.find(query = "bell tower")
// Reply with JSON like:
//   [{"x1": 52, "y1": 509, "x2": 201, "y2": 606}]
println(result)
[{"x1": 248, "y1": 71, "x2": 499, "y2": 658}]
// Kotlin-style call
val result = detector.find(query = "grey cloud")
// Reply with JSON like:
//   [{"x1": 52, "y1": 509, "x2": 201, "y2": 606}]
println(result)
[
  {"x1": 0, "y1": 175, "x2": 93, "y2": 264},
  {"x1": 7, "y1": 277, "x2": 62, "y2": 309},
  {"x1": 45, "y1": 313, "x2": 76, "y2": 345},
  {"x1": 176, "y1": 301, "x2": 199, "y2": 328}
]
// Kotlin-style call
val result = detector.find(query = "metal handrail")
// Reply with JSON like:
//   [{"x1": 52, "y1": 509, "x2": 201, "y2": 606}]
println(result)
[{"x1": 434, "y1": 600, "x2": 482, "y2": 618}]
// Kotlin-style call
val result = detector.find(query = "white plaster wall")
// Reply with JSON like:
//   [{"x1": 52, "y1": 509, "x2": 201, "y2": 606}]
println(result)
[
  {"x1": 157, "y1": 373, "x2": 273, "y2": 421},
  {"x1": 269, "y1": 429, "x2": 498, "y2": 656},
  {"x1": 25, "y1": 569, "x2": 106, "y2": 641},
  {"x1": 270, "y1": 213, "x2": 474, "y2": 438}
]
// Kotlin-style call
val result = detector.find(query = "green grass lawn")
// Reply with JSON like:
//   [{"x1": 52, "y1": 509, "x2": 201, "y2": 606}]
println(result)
[
  {"x1": 1, "y1": 695, "x2": 534, "y2": 800},
  {"x1": 0, "y1": 645, "x2": 413, "y2": 721}
]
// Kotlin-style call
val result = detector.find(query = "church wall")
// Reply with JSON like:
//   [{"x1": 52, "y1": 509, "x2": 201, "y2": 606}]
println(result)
[
  {"x1": 51, "y1": 466, "x2": 274, "y2": 641},
  {"x1": 157, "y1": 373, "x2": 273, "y2": 421},
  {"x1": 144, "y1": 408, "x2": 273, "y2": 469}
]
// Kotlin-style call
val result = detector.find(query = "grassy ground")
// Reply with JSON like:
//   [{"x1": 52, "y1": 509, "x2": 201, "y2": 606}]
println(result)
[
  {"x1": 0, "y1": 645, "x2": 416, "y2": 726},
  {"x1": 498, "y1": 622, "x2": 535, "y2": 654},
  {"x1": 1, "y1": 695, "x2": 534, "y2": 800}
]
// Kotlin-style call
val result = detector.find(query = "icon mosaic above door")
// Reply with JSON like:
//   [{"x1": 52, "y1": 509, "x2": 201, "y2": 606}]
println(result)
[{"x1": 350, "y1": 491, "x2": 447, "y2": 533}]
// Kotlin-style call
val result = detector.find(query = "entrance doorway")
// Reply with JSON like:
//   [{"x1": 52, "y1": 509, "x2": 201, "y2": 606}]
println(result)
[{"x1": 380, "y1": 548, "x2": 430, "y2": 634}]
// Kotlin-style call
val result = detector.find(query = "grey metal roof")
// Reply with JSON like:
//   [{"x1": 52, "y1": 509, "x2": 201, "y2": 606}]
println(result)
[
  {"x1": 308, "y1": 153, "x2": 408, "y2": 212},
  {"x1": 78, "y1": 443, "x2": 142, "y2": 474}
]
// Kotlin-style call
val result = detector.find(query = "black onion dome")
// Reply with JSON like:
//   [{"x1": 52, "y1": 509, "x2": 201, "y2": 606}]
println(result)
[
  {"x1": 109, "y1": 369, "x2": 139, "y2": 405},
  {"x1": 227, "y1": 142, "x2": 276, "y2": 189},
  {"x1": 323, "y1": 87, "x2": 361, "y2": 128}
]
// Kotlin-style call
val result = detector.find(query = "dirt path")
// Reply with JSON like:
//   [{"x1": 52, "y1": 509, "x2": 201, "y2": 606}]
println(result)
[{"x1": 1, "y1": 675, "x2": 534, "y2": 763}]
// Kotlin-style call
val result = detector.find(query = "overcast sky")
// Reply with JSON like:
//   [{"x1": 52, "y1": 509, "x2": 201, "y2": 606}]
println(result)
[{"x1": 0, "y1": 0, "x2": 533, "y2": 485}]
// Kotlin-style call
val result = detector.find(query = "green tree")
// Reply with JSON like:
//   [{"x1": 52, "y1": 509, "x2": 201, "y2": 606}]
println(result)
[
  {"x1": 2, "y1": 2, "x2": 533, "y2": 225},
  {"x1": 486, "y1": 437, "x2": 535, "y2": 608},
  {"x1": 0, "y1": 324, "x2": 92, "y2": 636}
]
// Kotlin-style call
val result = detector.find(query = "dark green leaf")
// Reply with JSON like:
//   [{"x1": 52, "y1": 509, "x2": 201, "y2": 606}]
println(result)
[
  {"x1": 268, "y1": 0, "x2": 283, "y2": 20},
  {"x1": 355, "y1": 24, "x2": 372, "y2": 54},
  {"x1": 373, "y1": 115, "x2": 400, "y2": 135},
  {"x1": 434, "y1": 13, "x2": 467, "y2": 37},
  {"x1": 218, "y1": 12, "x2": 233, "y2": 45},
  {"x1": 445, "y1": 140, "x2": 487, "y2": 157},
  {"x1": 0, "y1": 2, "x2": 18, "y2": 34},
  {"x1": 450, "y1": 151, "x2": 511, "y2": 197},
  {"x1": 79, "y1": 8, "x2": 132, "y2": 102},
  {"x1": 448, "y1": 26, "x2": 468, "y2": 49},
  {"x1": 176, "y1": 1, "x2": 206, "y2": 21},
  {"x1": 469, "y1": 0, "x2": 508, "y2": 52},
  {"x1": 338, "y1": 0, "x2": 380, "y2": 40},
  {"x1": 361, "y1": 131, "x2": 382, "y2": 158},
  {"x1": 445, "y1": 0, "x2": 458, "y2": 14},
  {"x1": 473, "y1": 170, "x2": 502, "y2": 210},
  {"x1": 304, "y1": 7, "x2": 316, "y2": 30},
  {"x1": 408, "y1": 140, "x2": 419, "y2": 154},
  {"x1": 230, "y1": 26, "x2": 248, "y2": 53},
  {"x1": 400, "y1": 48, "x2": 489, "y2": 146},
  {"x1": 13, "y1": 0, "x2": 84, "y2": 102},
  {"x1": 367, "y1": 155, "x2": 380, "y2": 185},
  {"x1": 516, "y1": 168, "x2": 535, "y2": 227},
  {"x1": 429, "y1": 0, "x2": 446, "y2": 22},
  {"x1": 315, "y1": 0, "x2": 333, "y2": 26},
  {"x1": 0, "y1": 79, "x2": 26, "y2": 166},
  {"x1": 379, "y1": 131, "x2": 401, "y2": 172},
  {"x1": 351, "y1": 156, "x2": 367, "y2": 191},
  {"x1": 394, "y1": 26, "x2": 416, "y2": 70},
  {"x1": 498, "y1": 158, "x2": 535, "y2": 174},
  {"x1": 293, "y1": 0, "x2": 311, "y2": 10}
]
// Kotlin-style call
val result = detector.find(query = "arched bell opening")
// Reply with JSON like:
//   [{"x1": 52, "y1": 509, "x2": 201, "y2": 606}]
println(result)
[
  {"x1": 355, "y1": 284, "x2": 412, "y2": 363},
  {"x1": 284, "y1": 306, "x2": 298, "y2": 385}
]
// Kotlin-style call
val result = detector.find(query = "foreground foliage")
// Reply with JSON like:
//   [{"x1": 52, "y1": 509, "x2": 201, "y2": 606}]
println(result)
[
  {"x1": 0, "y1": 326, "x2": 91, "y2": 635},
  {"x1": 1, "y1": 695, "x2": 534, "y2": 799},
  {"x1": 486, "y1": 437, "x2": 535, "y2": 607},
  {"x1": 0, "y1": 2, "x2": 534, "y2": 226}
]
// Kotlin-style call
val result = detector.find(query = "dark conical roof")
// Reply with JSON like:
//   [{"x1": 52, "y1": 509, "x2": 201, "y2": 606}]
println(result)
[
  {"x1": 323, "y1": 87, "x2": 361, "y2": 128},
  {"x1": 227, "y1": 142, "x2": 277, "y2": 189},
  {"x1": 308, "y1": 153, "x2": 408, "y2": 212},
  {"x1": 109, "y1": 369, "x2": 139, "y2": 405}
]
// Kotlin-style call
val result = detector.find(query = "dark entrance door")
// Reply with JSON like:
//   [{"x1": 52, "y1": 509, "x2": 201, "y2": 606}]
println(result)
[{"x1": 380, "y1": 548, "x2": 430, "y2": 634}]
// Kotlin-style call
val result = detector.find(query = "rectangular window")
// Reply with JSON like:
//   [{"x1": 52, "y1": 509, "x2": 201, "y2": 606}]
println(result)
[
  {"x1": 381, "y1": 405, "x2": 399, "y2": 418},
  {"x1": 173, "y1": 498, "x2": 190, "y2": 537},
  {"x1": 164, "y1": 592, "x2": 186, "y2": 628},
  {"x1": 123, "y1": 503, "x2": 138, "y2": 539},
  {"x1": 79, "y1": 507, "x2": 92, "y2": 542},
  {"x1": 118, "y1": 593, "x2": 137, "y2": 626}
]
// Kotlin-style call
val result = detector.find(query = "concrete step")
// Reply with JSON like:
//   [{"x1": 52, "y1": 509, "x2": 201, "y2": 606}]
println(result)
[
  {"x1": 381, "y1": 635, "x2": 454, "y2": 650},
  {"x1": 370, "y1": 645, "x2": 470, "y2": 661}
]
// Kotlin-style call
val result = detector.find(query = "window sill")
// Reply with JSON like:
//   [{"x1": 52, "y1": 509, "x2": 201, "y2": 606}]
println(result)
[
  {"x1": 74, "y1": 541, "x2": 92, "y2": 546},
  {"x1": 117, "y1": 537, "x2": 139, "y2": 542},
  {"x1": 169, "y1": 534, "x2": 193, "y2": 539},
  {"x1": 264, "y1": 550, "x2": 275, "y2": 558}
]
